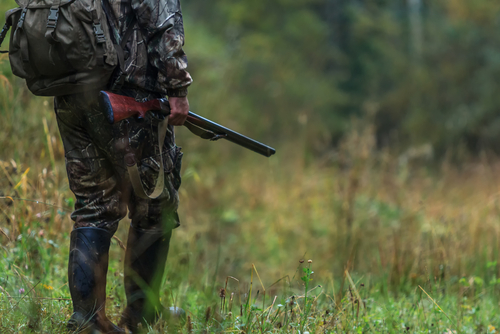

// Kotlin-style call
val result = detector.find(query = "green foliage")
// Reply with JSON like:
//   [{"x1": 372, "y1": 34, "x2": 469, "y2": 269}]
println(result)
[
  {"x1": 300, "y1": 265, "x2": 314, "y2": 332},
  {"x1": 181, "y1": 0, "x2": 500, "y2": 156},
  {"x1": 2, "y1": 0, "x2": 499, "y2": 155}
]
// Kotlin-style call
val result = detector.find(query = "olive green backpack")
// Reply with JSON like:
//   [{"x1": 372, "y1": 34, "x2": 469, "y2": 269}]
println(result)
[{"x1": 0, "y1": 0, "x2": 124, "y2": 96}]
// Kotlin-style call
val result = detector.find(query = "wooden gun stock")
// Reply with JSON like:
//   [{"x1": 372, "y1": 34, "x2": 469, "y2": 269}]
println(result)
[
  {"x1": 99, "y1": 91, "x2": 276, "y2": 157},
  {"x1": 99, "y1": 91, "x2": 169, "y2": 123}
]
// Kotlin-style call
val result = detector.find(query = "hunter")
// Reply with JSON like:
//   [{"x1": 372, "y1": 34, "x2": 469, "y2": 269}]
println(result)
[{"x1": 54, "y1": 0, "x2": 192, "y2": 332}]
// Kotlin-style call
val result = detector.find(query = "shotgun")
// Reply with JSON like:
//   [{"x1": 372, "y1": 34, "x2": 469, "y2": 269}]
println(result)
[{"x1": 99, "y1": 91, "x2": 276, "y2": 157}]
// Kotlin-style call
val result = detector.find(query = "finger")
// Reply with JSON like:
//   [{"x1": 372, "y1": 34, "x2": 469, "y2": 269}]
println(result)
[
  {"x1": 176, "y1": 115, "x2": 188, "y2": 125},
  {"x1": 170, "y1": 120, "x2": 185, "y2": 126},
  {"x1": 170, "y1": 108, "x2": 187, "y2": 119},
  {"x1": 168, "y1": 116, "x2": 180, "y2": 125},
  {"x1": 174, "y1": 115, "x2": 187, "y2": 125},
  {"x1": 168, "y1": 113, "x2": 186, "y2": 125}
]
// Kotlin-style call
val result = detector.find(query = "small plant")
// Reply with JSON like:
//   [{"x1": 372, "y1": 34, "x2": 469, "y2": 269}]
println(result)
[{"x1": 300, "y1": 260, "x2": 314, "y2": 333}]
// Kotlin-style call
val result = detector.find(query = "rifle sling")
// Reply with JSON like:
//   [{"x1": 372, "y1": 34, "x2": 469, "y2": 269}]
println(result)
[
  {"x1": 184, "y1": 120, "x2": 224, "y2": 141},
  {"x1": 127, "y1": 117, "x2": 169, "y2": 200},
  {"x1": 128, "y1": 117, "x2": 226, "y2": 199}
]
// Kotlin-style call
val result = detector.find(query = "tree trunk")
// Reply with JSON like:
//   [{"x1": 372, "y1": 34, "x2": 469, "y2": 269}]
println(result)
[{"x1": 408, "y1": 0, "x2": 423, "y2": 60}]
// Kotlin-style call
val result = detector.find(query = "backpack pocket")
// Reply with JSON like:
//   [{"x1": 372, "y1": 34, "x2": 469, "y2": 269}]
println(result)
[
  {"x1": 57, "y1": 0, "x2": 117, "y2": 71},
  {"x1": 5, "y1": 7, "x2": 36, "y2": 79}
]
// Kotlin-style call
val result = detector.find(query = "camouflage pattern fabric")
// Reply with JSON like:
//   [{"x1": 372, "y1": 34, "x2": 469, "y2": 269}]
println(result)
[
  {"x1": 104, "y1": 0, "x2": 193, "y2": 98},
  {"x1": 54, "y1": 90, "x2": 182, "y2": 234}
]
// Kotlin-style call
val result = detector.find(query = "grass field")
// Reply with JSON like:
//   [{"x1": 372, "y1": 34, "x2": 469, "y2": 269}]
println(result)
[{"x1": 2, "y1": 70, "x2": 500, "y2": 333}]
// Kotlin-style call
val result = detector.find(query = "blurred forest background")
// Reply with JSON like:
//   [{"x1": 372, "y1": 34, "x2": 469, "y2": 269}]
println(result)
[
  {"x1": 2, "y1": 0, "x2": 500, "y2": 332},
  {"x1": 184, "y1": 0, "x2": 500, "y2": 159}
]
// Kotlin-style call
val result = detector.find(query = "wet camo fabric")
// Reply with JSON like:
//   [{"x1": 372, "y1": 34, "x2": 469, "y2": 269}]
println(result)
[
  {"x1": 104, "y1": 0, "x2": 193, "y2": 97},
  {"x1": 54, "y1": 91, "x2": 182, "y2": 234}
]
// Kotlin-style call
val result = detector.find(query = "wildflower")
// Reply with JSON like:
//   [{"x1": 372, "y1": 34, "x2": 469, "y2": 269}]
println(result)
[
  {"x1": 42, "y1": 284, "x2": 54, "y2": 290},
  {"x1": 19, "y1": 288, "x2": 25, "y2": 294}
]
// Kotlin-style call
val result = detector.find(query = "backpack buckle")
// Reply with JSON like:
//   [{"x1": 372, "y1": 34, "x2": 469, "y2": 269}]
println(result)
[
  {"x1": 93, "y1": 23, "x2": 106, "y2": 44},
  {"x1": 47, "y1": 7, "x2": 59, "y2": 29}
]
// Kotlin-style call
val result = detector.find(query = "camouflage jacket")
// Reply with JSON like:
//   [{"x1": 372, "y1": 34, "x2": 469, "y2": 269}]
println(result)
[{"x1": 104, "y1": 0, "x2": 192, "y2": 97}]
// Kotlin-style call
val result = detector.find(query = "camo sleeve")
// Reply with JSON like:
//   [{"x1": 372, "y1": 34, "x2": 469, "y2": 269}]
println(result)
[{"x1": 131, "y1": 0, "x2": 193, "y2": 97}]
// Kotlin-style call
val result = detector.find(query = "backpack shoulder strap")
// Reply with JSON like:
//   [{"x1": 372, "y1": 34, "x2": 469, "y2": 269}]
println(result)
[
  {"x1": 101, "y1": 0, "x2": 135, "y2": 73},
  {"x1": 114, "y1": 20, "x2": 135, "y2": 72}
]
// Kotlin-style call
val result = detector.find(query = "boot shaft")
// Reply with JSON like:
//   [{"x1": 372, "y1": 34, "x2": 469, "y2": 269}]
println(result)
[
  {"x1": 67, "y1": 227, "x2": 124, "y2": 333},
  {"x1": 122, "y1": 225, "x2": 172, "y2": 330}
]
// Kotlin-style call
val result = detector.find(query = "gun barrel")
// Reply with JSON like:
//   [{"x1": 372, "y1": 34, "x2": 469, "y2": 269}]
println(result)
[{"x1": 186, "y1": 112, "x2": 276, "y2": 157}]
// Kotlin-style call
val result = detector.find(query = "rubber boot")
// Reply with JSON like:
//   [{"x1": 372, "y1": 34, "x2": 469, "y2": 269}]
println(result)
[
  {"x1": 120, "y1": 225, "x2": 185, "y2": 333},
  {"x1": 67, "y1": 227, "x2": 124, "y2": 334}
]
